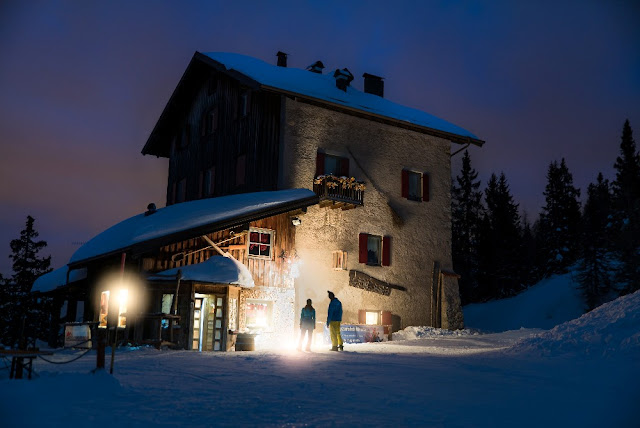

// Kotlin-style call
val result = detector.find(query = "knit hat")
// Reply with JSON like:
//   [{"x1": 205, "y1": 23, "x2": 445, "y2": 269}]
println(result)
[
  {"x1": 306, "y1": 299, "x2": 312, "y2": 305},
  {"x1": 327, "y1": 291, "x2": 335, "y2": 299}
]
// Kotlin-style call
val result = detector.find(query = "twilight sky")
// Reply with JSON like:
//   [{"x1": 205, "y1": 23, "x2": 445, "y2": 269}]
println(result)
[{"x1": 1, "y1": 1, "x2": 639, "y2": 275}]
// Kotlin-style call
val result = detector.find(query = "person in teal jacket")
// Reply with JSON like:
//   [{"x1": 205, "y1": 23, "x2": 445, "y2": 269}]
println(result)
[
  {"x1": 327, "y1": 291, "x2": 344, "y2": 351},
  {"x1": 297, "y1": 299, "x2": 316, "y2": 351}
]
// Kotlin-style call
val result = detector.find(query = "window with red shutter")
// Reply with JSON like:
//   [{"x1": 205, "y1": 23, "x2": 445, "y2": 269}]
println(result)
[{"x1": 402, "y1": 169, "x2": 424, "y2": 202}]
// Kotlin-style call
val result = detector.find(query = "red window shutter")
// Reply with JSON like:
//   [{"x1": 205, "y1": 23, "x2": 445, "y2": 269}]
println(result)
[
  {"x1": 382, "y1": 236, "x2": 391, "y2": 266},
  {"x1": 423, "y1": 173, "x2": 430, "y2": 202},
  {"x1": 359, "y1": 233, "x2": 368, "y2": 263},
  {"x1": 340, "y1": 157, "x2": 350, "y2": 177},
  {"x1": 401, "y1": 169, "x2": 409, "y2": 198},
  {"x1": 381, "y1": 311, "x2": 392, "y2": 325},
  {"x1": 358, "y1": 310, "x2": 366, "y2": 324},
  {"x1": 316, "y1": 152, "x2": 325, "y2": 177}
]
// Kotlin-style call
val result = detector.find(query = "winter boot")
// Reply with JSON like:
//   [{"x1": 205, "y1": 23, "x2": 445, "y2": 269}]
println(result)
[
  {"x1": 338, "y1": 345, "x2": 344, "y2": 351},
  {"x1": 330, "y1": 346, "x2": 339, "y2": 351}
]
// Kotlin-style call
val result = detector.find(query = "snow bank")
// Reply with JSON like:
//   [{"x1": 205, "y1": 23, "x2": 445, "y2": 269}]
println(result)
[
  {"x1": 509, "y1": 289, "x2": 640, "y2": 358},
  {"x1": 463, "y1": 272, "x2": 585, "y2": 332}
]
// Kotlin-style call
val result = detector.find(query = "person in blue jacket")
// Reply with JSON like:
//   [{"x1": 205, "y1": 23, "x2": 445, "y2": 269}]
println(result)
[
  {"x1": 297, "y1": 299, "x2": 316, "y2": 351},
  {"x1": 327, "y1": 291, "x2": 344, "y2": 351}
]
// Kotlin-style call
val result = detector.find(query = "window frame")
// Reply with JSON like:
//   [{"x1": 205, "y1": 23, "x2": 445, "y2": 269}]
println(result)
[
  {"x1": 247, "y1": 228, "x2": 275, "y2": 260},
  {"x1": 315, "y1": 151, "x2": 350, "y2": 177},
  {"x1": 401, "y1": 169, "x2": 430, "y2": 202}
]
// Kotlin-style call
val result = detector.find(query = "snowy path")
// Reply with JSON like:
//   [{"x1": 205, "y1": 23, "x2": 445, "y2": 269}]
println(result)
[{"x1": 1, "y1": 327, "x2": 637, "y2": 427}]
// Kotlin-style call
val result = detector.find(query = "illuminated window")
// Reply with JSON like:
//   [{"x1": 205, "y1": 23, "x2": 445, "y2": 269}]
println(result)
[
  {"x1": 332, "y1": 250, "x2": 347, "y2": 270},
  {"x1": 365, "y1": 311, "x2": 380, "y2": 325},
  {"x1": 99, "y1": 291, "x2": 110, "y2": 328},
  {"x1": 245, "y1": 299, "x2": 273, "y2": 331},
  {"x1": 248, "y1": 228, "x2": 274, "y2": 259}
]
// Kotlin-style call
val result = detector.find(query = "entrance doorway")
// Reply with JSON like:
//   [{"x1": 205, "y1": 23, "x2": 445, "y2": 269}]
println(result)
[{"x1": 193, "y1": 294, "x2": 225, "y2": 351}]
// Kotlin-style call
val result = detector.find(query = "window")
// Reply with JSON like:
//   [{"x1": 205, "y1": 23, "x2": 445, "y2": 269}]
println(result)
[
  {"x1": 358, "y1": 310, "x2": 392, "y2": 326},
  {"x1": 239, "y1": 90, "x2": 251, "y2": 117},
  {"x1": 332, "y1": 250, "x2": 347, "y2": 270},
  {"x1": 401, "y1": 169, "x2": 429, "y2": 202},
  {"x1": 316, "y1": 152, "x2": 349, "y2": 177},
  {"x1": 161, "y1": 294, "x2": 174, "y2": 328},
  {"x1": 365, "y1": 311, "x2": 380, "y2": 325},
  {"x1": 367, "y1": 235, "x2": 381, "y2": 265},
  {"x1": 359, "y1": 233, "x2": 391, "y2": 266},
  {"x1": 203, "y1": 166, "x2": 215, "y2": 197},
  {"x1": 201, "y1": 108, "x2": 218, "y2": 136},
  {"x1": 245, "y1": 299, "x2": 273, "y2": 331},
  {"x1": 248, "y1": 228, "x2": 274, "y2": 259}
]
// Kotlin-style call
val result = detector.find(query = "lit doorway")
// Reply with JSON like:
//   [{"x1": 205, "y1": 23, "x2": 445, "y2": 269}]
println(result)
[{"x1": 193, "y1": 294, "x2": 225, "y2": 351}]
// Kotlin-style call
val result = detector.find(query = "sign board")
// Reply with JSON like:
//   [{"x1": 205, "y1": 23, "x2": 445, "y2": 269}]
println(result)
[
  {"x1": 64, "y1": 323, "x2": 92, "y2": 349},
  {"x1": 323, "y1": 324, "x2": 388, "y2": 344}
]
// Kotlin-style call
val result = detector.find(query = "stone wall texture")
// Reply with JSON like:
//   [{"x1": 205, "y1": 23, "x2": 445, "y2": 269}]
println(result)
[{"x1": 281, "y1": 99, "x2": 463, "y2": 330}]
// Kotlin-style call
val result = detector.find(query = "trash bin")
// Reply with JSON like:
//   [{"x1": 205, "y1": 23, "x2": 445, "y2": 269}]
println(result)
[{"x1": 235, "y1": 333, "x2": 256, "y2": 351}]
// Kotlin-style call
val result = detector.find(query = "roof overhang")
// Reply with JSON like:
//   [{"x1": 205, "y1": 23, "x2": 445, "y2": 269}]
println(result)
[{"x1": 68, "y1": 190, "x2": 319, "y2": 269}]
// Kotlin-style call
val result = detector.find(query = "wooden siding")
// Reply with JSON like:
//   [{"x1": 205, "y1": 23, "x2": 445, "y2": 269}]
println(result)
[
  {"x1": 148, "y1": 212, "x2": 297, "y2": 288},
  {"x1": 166, "y1": 72, "x2": 282, "y2": 205}
]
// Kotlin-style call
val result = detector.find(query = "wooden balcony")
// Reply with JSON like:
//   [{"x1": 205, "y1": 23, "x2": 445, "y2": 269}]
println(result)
[{"x1": 313, "y1": 175, "x2": 365, "y2": 210}]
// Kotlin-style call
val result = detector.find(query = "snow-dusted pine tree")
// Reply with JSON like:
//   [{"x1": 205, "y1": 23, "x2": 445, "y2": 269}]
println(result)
[
  {"x1": 611, "y1": 120, "x2": 640, "y2": 294},
  {"x1": 0, "y1": 216, "x2": 52, "y2": 346},
  {"x1": 577, "y1": 173, "x2": 614, "y2": 310},
  {"x1": 537, "y1": 158, "x2": 581, "y2": 276},
  {"x1": 451, "y1": 150, "x2": 484, "y2": 304}
]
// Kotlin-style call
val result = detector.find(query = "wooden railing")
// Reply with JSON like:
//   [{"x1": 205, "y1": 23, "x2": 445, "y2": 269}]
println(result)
[{"x1": 313, "y1": 175, "x2": 365, "y2": 206}]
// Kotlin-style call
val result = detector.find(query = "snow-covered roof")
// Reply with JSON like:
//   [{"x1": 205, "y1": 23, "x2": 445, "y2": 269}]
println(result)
[
  {"x1": 201, "y1": 52, "x2": 481, "y2": 143},
  {"x1": 32, "y1": 266, "x2": 87, "y2": 293},
  {"x1": 147, "y1": 254, "x2": 254, "y2": 288},
  {"x1": 70, "y1": 189, "x2": 317, "y2": 265}
]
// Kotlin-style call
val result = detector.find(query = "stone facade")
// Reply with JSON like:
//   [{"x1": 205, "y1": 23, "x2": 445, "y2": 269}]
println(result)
[{"x1": 280, "y1": 99, "x2": 464, "y2": 330}]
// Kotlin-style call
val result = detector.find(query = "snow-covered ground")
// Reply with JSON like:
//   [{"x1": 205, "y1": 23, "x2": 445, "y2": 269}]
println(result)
[{"x1": 2, "y1": 276, "x2": 639, "y2": 427}]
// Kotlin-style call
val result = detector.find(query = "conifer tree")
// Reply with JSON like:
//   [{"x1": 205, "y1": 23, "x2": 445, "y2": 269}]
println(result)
[
  {"x1": 537, "y1": 158, "x2": 581, "y2": 276},
  {"x1": 611, "y1": 120, "x2": 640, "y2": 294},
  {"x1": 519, "y1": 212, "x2": 539, "y2": 286},
  {"x1": 577, "y1": 173, "x2": 614, "y2": 310},
  {"x1": 0, "y1": 216, "x2": 52, "y2": 346},
  {"x1": 477, "y1": 173, "x2": 523, "y2": 300},
  {"x1": 451, "y1": 150, "x2": 484, "y2": 304}
]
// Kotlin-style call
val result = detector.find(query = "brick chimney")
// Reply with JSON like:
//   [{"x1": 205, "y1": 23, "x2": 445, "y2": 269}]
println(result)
[
  {"x1": 276, "y1": 51, "x2": 288, "y2": 67},
  {"x1": 333, "y1": 68, "x2": 354, "y2": 91},
  {"x1": 363, "y1": 73, "x2": 384, "y2": 97}
]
